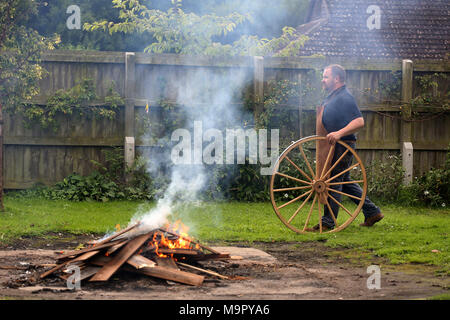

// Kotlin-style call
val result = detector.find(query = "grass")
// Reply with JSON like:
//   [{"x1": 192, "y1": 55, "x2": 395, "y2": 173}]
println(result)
[{"x1": 0, "y1": 196, "x2": 449, "y2": 275}]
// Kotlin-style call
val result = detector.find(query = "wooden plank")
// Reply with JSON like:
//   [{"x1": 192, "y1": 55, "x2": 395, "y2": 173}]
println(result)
[
  {"x1": 94, "y1": 222, "x2": 141, "y2": 247},
  {"x1": 89, "y1": 233, "x2": 151, "y2": 281},
  {"x1": 132, "y1": 265, "x2": 204, "y2": 286},
  {"x1": 40, "y1": 250, "x2": 100, "y2": 279},
  {"x1": 126, "y1": 254, "x2": 156, "y2": 269},
  {"x1": 59, "y1": 266, "x2": 102, "y2": 281},
  {"x1": 153, "y1": 248, "x2": 201, "y2": 256},
  {"x1": 177, "y1": 261, "x2": 229, "y2": 280},
  {"x1": 193, "y1": 253, "x2": 231, "y2": 261},
  {"x1": 88, "y1": 255, "x2": 111, "y2": 267},
  {"x1": 57, "y1": 239, "x2": 128, "y2": 261},
  {"x1": 155, "y1": 257, "x2": 179, "y2": 270},
  {"x1": 57, "y1": 223, "x2": 140, "y2": 260},
  {"x1": 105, "y1": 240, "x2": 128, "y2": 256}
]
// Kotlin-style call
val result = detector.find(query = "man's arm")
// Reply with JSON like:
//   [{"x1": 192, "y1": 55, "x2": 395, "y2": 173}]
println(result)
[{"x1": 326, "y1": 117, "x2": 364, "y2": 145}]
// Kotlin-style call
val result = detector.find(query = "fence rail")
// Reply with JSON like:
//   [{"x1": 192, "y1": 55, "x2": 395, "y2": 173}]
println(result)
[{"x1": 3, "y1": 50, "x2": 449, "y2": 189}]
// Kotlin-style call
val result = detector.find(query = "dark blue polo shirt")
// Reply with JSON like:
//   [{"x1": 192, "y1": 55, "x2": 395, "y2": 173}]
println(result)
[{"x1": 321, "y1": 85, "x2": 362, "y2": 141}]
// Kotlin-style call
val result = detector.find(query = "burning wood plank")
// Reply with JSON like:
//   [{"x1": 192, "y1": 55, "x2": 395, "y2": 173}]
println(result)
[{"x1": 40, "y1": 224, "x2": 233, "y2": 287}]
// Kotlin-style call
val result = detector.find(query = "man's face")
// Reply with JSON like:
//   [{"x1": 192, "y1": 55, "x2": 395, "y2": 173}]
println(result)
[{"x1": 322, "y1": 68, "x2": 337, "y2": 92}]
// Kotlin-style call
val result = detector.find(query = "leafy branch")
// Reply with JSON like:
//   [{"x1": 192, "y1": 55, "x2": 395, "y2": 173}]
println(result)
[
  {"x1": 83, "y1": 0, "x2": 309, "y2": 57},
  {"x1": 8, "y1": 78, "x2": 124, "y2": 131}
]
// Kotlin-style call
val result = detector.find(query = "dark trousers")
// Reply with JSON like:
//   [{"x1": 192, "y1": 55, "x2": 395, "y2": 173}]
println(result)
[{"x1": 322, "y1": 142, "x2": 380, "y2": 228}]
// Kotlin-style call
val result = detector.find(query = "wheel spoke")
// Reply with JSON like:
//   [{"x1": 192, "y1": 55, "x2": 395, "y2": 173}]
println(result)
[
  {"x1": 328, "y1": 193, "x2": 353, "y2": 217},
  {"x1": 324, "y1": 198, "x2": 338, "y2": 228},
  {"x1": 302, "y1": 194, "x2": 317, "y2": 232},
  {"x1": 322, "y1": 149, "x2": 349, "y2": 180},
  {"x1": 278, "y1": 189, "x2": 313, "y2": 209},
  {"x1": 318, "y1": 199, "x2": 323, "y2": 233},
  {"x1": 315, "y1": 140, "x2": 319, "y2": 179},
  {"x1": 275, "y1": 172, "x2": 311, "y2": 185},
  {"x1": 299, "y1": 144, "x2": 315, "y2": 179},
  {"x1": 273, "y1": 185, "x2": 312, "y2": 192},
  {"x1": 326, "y1": 187, "x2": 362, "y2": 201},
  {"x1": 325, "y1": 162, "x2": 360, "y2": 183},
  {"x1": 320, "y1": 144, "x2": 335, "y2": 180},
  {"x1": 284, "y1": 156, "x2": 313, "y2": 182},
  {"x1": 287, "y1": 190, "x2": 314, "y2": 223},
  {"x1": 328, "y1": 180, "x2": 364, "y2": 186}
]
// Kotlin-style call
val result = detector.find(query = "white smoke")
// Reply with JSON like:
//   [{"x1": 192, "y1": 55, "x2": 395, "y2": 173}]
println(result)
[{"x1": 125, "y1": 67, "x2": 252, "y2": 236}]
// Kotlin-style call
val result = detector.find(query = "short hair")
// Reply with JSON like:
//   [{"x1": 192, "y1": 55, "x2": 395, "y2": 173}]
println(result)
[{"x1": 325, "y1": 64, "x2": 346, "y2": 83}]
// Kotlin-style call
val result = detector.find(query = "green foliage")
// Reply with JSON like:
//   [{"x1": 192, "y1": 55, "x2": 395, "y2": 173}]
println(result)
[
  {"x1": 44, "y1": 172, "x2": 123, "y2": 202},
  {"x1": 0, "y1": 0, "x2": 60, "y2": 110},
  {"x1": 228, "y1": 165, "x2": 270, "y2": 202},
  {"x1": 411, "y1": 73, "x2": 449, "y2": 113},
  {"x1": 353, "y1": 154, "x2": 405, "y2": 203},
  {"x1": 353, "y1": 149, "x2": 450, "y2": 208},
  {"x1": 7, "y1": 78, "x2": 124, "y2": 131},
  {"x1": 404, "y1": 147, "x2": 450, "y2": 208},
  {"x1": 84, "y1": 0, "x2": 309, "y2": 57},
  {"x1": 23, "y1": 0, "x2": 310, "y2": 52},
  {"x1": 233, "y1": 27, "x2": 309, "y2": 57},
  {"x1": 10, "y1": 147, "x2": 154, "y2": 202},
  {"x1": 257, "y1": 79, "x2": 300, "y2": 129},
  {"x1": 27, "y1": 0, "x2": 152, "y2": 52},
  {"x1": 84, "y1": 0, "x2": 249, "y2": 55},
  {"x1": 378, "y1": 71, "x2": 402, "y2": 102}
]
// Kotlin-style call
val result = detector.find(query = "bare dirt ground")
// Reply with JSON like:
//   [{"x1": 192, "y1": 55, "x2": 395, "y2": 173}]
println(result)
[{"x1": 0, "y1": 234, "x2": 448, "y2": 300}]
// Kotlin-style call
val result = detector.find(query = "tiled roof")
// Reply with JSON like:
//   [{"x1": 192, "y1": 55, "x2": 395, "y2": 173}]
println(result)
[{"x1": 296, "y1": 0, "x2": 449, "y2": 60}]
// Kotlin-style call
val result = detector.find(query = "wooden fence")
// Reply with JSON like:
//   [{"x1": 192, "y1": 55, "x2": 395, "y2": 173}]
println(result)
[{"x1": 3, "y1": 50, "x2": 449, "y2": 189}]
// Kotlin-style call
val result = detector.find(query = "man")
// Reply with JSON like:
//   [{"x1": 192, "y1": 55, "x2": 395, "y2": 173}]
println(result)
[{"x1": 308, "y1": 64, "x2": 384, "y2": 231}]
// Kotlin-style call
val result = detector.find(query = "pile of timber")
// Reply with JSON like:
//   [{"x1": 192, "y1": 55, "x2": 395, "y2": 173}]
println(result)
[{"x1": 39, "y1": 222, "x2": 230, "y2": 286}]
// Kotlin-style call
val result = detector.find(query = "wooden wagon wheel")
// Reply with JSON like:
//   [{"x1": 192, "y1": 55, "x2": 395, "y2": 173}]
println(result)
[{"x1": 270, "y1": 135, "x2": 367, "y2": 234}]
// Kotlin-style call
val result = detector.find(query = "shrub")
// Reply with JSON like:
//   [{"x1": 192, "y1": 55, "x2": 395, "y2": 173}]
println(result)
[
  {"x1": 360, "y1": 154, "x2": 405, "y2": 203},
  {"x1": 404, "y1": 149, "x2": 450, "y2": 208},
  {"x1": 7, "y1": 148, "x2": 154, "y2": 202}
]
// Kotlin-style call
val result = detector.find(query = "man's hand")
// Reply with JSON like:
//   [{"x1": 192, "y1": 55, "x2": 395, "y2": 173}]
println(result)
[
  {"x1": 326, "y1": 131, "x2": 342, "y2": 145},
  {"x1": 326, "y1": 117, "x2": 365, "y2": 145}
]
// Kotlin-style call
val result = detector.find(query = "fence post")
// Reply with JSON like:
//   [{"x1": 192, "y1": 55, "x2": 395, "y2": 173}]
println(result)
[
  {"x1": 124, "y1": 52, "x2": 136, "y2": 168},
  {"x1": 0, "y1": 103, "x2": 3, "y2": 211},
  {"x1": 401, "y1": 59, "x2": 413, "y2": 184},
  {"x1": 298, "y1": 72, "x2": 303, "y2": 138},
  {"x1": 253, "y1": 56, "x2": 264, "y2": 125}
]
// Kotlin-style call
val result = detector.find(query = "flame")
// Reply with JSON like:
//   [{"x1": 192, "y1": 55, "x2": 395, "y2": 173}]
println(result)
[{"x1": 150, "y1": 220, "x2": 200, "y2": 259}]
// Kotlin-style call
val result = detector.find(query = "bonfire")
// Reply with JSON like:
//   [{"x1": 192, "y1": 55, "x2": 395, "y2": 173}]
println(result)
[{"x1": 40, "y1": 220, "x2": 231, "y2": 286}]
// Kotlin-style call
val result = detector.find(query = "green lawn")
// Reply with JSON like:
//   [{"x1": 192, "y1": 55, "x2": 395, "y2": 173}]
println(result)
[{"x1": 1, "y1": 196, "x2": 449, "y2": 275}]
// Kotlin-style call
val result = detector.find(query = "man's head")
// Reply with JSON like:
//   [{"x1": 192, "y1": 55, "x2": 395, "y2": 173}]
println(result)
[{"x1": 322, "y1": 64, "x2": 346, "y2": 92}]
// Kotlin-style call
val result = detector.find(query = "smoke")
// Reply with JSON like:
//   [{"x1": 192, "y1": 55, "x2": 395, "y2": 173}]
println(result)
[{"x1": 126, "y1": 66, "x2": 253, "y2": 236}]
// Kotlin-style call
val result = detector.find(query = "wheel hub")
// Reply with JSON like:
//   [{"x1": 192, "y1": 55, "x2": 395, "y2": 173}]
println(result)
[{"x1": 313, "y1": 180, "x2": 327, "y2": 193}]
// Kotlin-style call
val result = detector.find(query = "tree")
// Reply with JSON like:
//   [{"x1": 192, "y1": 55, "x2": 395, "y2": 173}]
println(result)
[
  {"x1": 27, "y1": 0, "x2": 153, "y2": 51},
  {"x1": 0, "y1": 0, "x2": 59, "y2": 210},
  {"x1": 84, "y1": 0, "x2": 308, "y2": 57}
]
